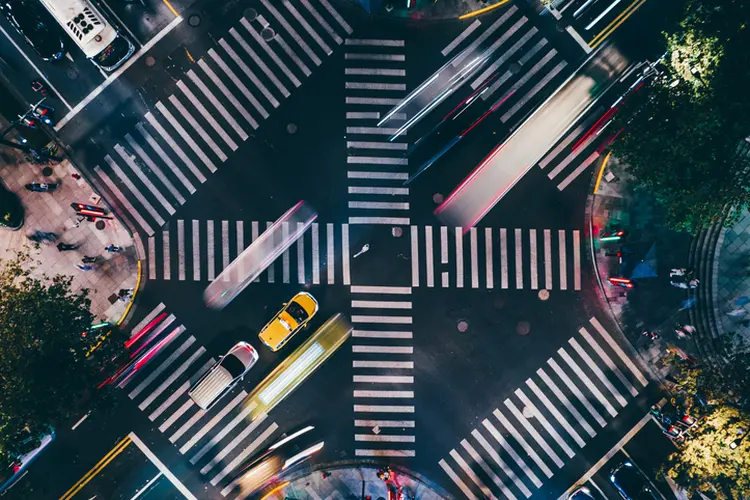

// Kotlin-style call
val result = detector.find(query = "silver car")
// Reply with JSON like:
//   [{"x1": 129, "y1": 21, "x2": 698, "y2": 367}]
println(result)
[{"x1": 189, "y1": 342, "x2": 258, "y2": 410}]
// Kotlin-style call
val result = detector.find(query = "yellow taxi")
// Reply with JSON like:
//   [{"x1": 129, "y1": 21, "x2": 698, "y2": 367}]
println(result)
[{"x1": 258, "y1": 292, "x2": 319, "y2": 351}]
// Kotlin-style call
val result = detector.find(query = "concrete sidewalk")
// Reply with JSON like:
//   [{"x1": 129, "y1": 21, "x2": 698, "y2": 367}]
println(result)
[
  {"x1": 712, "y1": 209, "x2": 750, "y2": 345},
  {"x1": 0, "y1": 149, "x2": 140, "y2": 324}
]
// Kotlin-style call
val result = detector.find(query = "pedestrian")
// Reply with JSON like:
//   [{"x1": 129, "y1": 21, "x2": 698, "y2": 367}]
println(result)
[
  {"x1": 641, "y1": 330, "x2": 659, "y2": 340},
  {"x1": 675, "y1": 328, "x2": 689, "y2": 339},
  {"x1": 683, "y1": 324, "x2": 696, "y2": 335},
  {"x1": 57, "y1": 242, "x2": 78, "y2": 251},
  {"x1": 670, "y1": 281, "x2": 689, "y2": 289},
  {"x1": 688, "y1": 278, "x2": 700, "y2": 289},
  {"x1": 727, "y1": 308, "x2": 747, "y2": 318},
  {"x1": 81, "y1": 256, "x2": 98, "y2": 264},
  {"x1": 105, "y1": 244, "x2": 122, "y2": 253},
  {"x1": 118, "y1": 289, "x2": 133, "y2": 302},
  {"x1": 75, "y1": 264, "x2": 92, "y2": 271},
  {"x1": 733, "y1": 296, "x2": 750, "y2": 307},
  {"x1": 670, "y1": 268, "x2": 687, "y2": 277}
]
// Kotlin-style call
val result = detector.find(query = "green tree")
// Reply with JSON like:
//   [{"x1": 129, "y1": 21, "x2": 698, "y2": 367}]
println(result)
[{"x1": 0, "y1": 252, "x2": 121, "y2": 458}]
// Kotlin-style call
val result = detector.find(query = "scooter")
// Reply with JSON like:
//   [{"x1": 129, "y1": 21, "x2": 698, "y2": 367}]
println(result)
[{"x1": 25, "y1": 182, "x2": 59, "y2": 192}]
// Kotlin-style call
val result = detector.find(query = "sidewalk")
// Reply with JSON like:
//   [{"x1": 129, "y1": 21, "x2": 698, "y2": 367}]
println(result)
[
  {"x1": 0, "y1": 148, "x2": 141, "y2": 324},
  {"x1": 712, "y1": 209, "x2": 750, "y2": 345}
]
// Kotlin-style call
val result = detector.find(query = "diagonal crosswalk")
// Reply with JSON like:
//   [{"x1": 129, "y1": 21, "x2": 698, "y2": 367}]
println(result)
[
  {"x1": 438, "y1": 316, "x2": 649, "y2": 499},
  {"x1": 90, "y1": 0, "x2": 353, "y2": 238}
]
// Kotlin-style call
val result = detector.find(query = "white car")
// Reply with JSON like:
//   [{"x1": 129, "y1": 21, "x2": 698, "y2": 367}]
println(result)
[{"x1": 189, "y1": 342, "x2": 258, "y2": 410}]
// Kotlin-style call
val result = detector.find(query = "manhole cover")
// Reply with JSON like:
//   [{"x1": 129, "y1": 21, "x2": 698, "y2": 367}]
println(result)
[
  {"x1": 95, "y1": 220, "x2": 106, "y2": 230},
  {"x1": 391, "y1": 227, "x2": 403, "y2": 238},
  {"x1": 66, "y1": 68, "x2": 79, "y2": 80},
  {"x1": 517, "y1": 321, "x2": 531, "y2": 335},
  {"x1": 433, "y1": 193, "x2": 444, "y2": 204},
  {"x1": 522, "y1": 406, "x2": 534, "y2": 418},
  {"x1": 188, "y1": 14, "x2": 201, "y2": 27},
  {"x1": 509, "y1": 62, "x2": 522, "y2": 74},
  {"x1": 538, "y1": 289, "x2": 550, "y2": 301},
  {"x1": 286, "y1": 123, "x2": 297, "y2": 134},
  {"x1": 41, "y1": 166, "x2": 53, "y2": 177},
  {"x1": 457, "y1": 320, "x2": 469, "y2": 333},
  {"x1": 145, "y1": 56, "x2": 156, "y2": 67},
  {"x1": 245, "y1": 8, "x2": 258, "y2": 21},
  {"x1": 261, "y1": 27, "x2": 276, "y2": 41}
]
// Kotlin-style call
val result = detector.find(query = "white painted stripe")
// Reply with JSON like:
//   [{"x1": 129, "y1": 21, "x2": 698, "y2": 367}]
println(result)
[
  {"x1": 451, "y1": 448, "x2": 497, "y2": 499},
  {"x1": 353, "y1": 405, "x2": 414, "y2": 413},
  {"x1": 494, "y1": 409, "x2": 553, "y2": 478},
  {"x1": 353, "y1": 375, "x2": 413, "y2": 383},
  {"x1": 346, "y1": 97, "x2": 401, "y2": 106},
  {"x1": 353, "y1": 360, "x2": 413, "y2": 369},
  {"x1": 548, "y1": 358, "x2": 607, "y2": 426},
  {"x1": 148, "y1": 237, "x2": 156, "y2": 280},
  {"x1": 455, "y1": 227, "x2": 464, "y2": 288},
  {"x1": 579, "y1": 327, "x2": 638, "y2": 397},
  {"x1": 441, "y1": 19, "x2": 481, "y2": 56},
  {"x1": 452, "y1": 6, "x2": 517, "y2": 68},
  {"x1": 198, "y1": 57, "x2": 264, "y2": 124},
  {"x1": 357, "y1": 449, "x2": 415, "y2": 457},
  {"x1": 347, "y1": 156, "x2": 408, "y2": 165},
  {"x1": 347, "y1": 112, "x2": 381, "y2": 119},
  {"x1": 483, "y1": 418, "x2": 542, "y2": 487},
  {"x1": 537, "y1": 367, "x2": 598, "y2": 437},
  {"x1": 257, "y1": 14, "x2": 310, "y2": 77},
  {"x1": 240, "y1": 18, "x2": 301, "y2": 87},
  {"x1": 569, "y1": 338, "x2": 627, "y2": 407},
  {"x1": 135, "y1": 122, "x2": 197, "y2": 192},
  {"x1": 347, "y1": 171, "x2": 408, "y2": 180},
  {"x1": 558, "y1": 150, "x2": 599, "y2": 191},
  {"x1": 353, "y1": 390, "x2": 413, "y2": 398},
  {"x1": 189, "y1": 403, "x2": 257, "y2": 465},
  {"x1": 347, "y1": 141, "x2": 408, "y2": 150},
  {"x1": 529, "y1": 229, "x2": 538, "y2": 289},
  {"x1": 351, "y1": 300, "x2": 412, "y2": 309},
  {"x1": 123, "y1": 135, "x2": 185, "y2": 205},
  {"x1": 128, "y1": 432, "x2": 197, "y2": 500},
  {"x1": 352, "y1": 345, "x2": 413, "y2": 354},
  {"x1": 94, "y1": 166, "x2": 154, "y2": 236},
  {"x1": 210, "y1": 46, "x2": 273, "y2": 115},
  {"x1": 229, "y1": 28, "x2": 289, "y2": 98},
  {"x1": 148, "y1": 381, "x2": 187, "y2": 422},
  {"x1": 158, "y1": 398, "x2": 193, "y2": 433},
  {"x1": 350, "y1": 285, "x2": 412, "y2": 294},
  {"x1": 129, "y1": 333, "x2": 192, "y2": 399},
  {"x1": 345, "y1": 38, "x2": 404, "y2": 46},
  {"x1": 155, "y1": 101, "x2": 217, "y2": 173},
  {"x1": 285, "y1": 0, "x2": 331, "y2": 54},
  {"x1": 538, "y1": 121, "x2": 589, "y2": 168},
  {"x1": 176, "y1": 80, "x2": 238, "y2": 151},
  {"x1": 222, "y1": 220, "x2": 230, "y2": 281},
  {"x1": 411, "y1": 226, "x2": 419, "y2": 287},
  {"x1": 442, "y1": 271, "x2": 449, "y2": 288},
  {"x1": 559, "y1": 230, "x2": 567, "y2": 290},
  {"x1": 179, "y1": 393, "x2": 249, "y2": 454},
  {"x1": 186, "y1": 69, "x2": 251, "y2": 138},
  {"x1": 512, "y1": 391, "x2": 575, "y2": 459},
  {"x1": 143, "y1": 113, "x2": 207, "y2": 186},
  {"x1": 297, "y1": 222, "x2": 305, "y2": 284},
  {"x1": 502, "y1": 61, "x2": 567, "y2": 122},
  {"x1": 192, "y1": 220, "x2": 200, "y2": 281},
  {"x1": 559, "y1": 346, "x2": 618, "y2": 417},
  {"x1": 500, "y1": 228, "x2": 508, "y2": 289},
  {"x1": 439, "y1": 459, "x2": 478, "y2": 500},
  {"x1": 461, "y1": 440, "x2": 514, "y2": 500},
  {"x1": 355, "y1": 420, "x2": 415, "y2": 427},
  {"x1": 544, "y1": 229, "x2": 553, "y2": 290},
  {"x1": 346, "y1": 68, "x2": 405, "y2": 76},
  {"x1": 169, "y1": 405, "x2": 206, "y2": 444},
  {"x1": 589, "y1": 317, "x2": 648, "y2": 386},
  {"x1": 239, "y1": 221, "x2": 247, "y2": 282},
  {"x1": 440, "y1": 226, "x2": 448, "y2": 264},
  {"x1": 342, "y1": 223, "x2": 350, "y2": 285},
  {"x1": 515, "y1": 228, "x2": 523, "y2": 289},
  {"x1": 474, "y1": 23, "x2": 535, "y2": 92},
  {"x1": 355, "y1": 434, "x2": 414, "y2": 442},
  {"x1": 348, "y1": 217, "x2": 410, "y2": 225},
  {"x1": 104, "y1": 155, "x2": 165, "y2": 226},
  {"x1": 260, "y1": 0, "x2": 321, "y2": 66},
  {"x1": 300, "y1": 0, "x2": 342, "y2": 45},
  {"x1": 500, "y1": 50, "x2": 559, "y2": 122},
  {"x1": 206, "y1": 221, "x2": 215, "y2": 281},
  {"x1": 485, "y1": 228, "x2": 493, "y2": 289},
  {"x1": 470, "y1": 228, "x2": 478, "y2": 288},
  {"x1": 346, "y1": 82, "x2": 406, "y2": 91},
  {"x1": 351, "y1": 315, "x2": 412, "y2": 324},
  {"x1": 312, "y1": 223, "x2": 320, "y2": 285},
  {"x1": 168, "y1": 94, "x2": 226, "y2": 162},
  {"x1": 525, "y1": 379, "x2": 586, "y2": 447},
  {"x1": 162, "y1": 230, "x2": 170, "y2": 279},
  {"x1": 472, "y1": 429, "x2": 531, "y2": 498},
  {"x1": 573, "y1": 230, "x2": 581, "y2": 290},
  {"x1": 317, "y1": 0, "x2": 353, "y2": 33},
  {"x1": 139, "y1": 349, "x2": 206, "y2": 413},
  {"x1": 177, "y1": 220, "x2": 185, "y2": 281},
  {"x1": 345, "y1": 53, "x2": 405, "y2": 61},
  {"x1": 210, "y1": 421, "x2": 277, "y2": 486},
  {"x1": 426, "y1": 226, "x2": 434, "y2": 288},
  {"x1": 266, "y1": 221, "x2": 275, "y2": 283},
  {"x1": 352, "y1": 330, "x2": 412, "y2": 339},
  {"x1": 327, "y1": 223, "x2": 334, "y2": 285}
]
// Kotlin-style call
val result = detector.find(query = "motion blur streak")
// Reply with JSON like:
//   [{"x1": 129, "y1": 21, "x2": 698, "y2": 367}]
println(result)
[
  {"x1": 435, "y1": 44, "x2": 629, "y2": 230},
  {"x1": 125, "y1": 312, "x2": 167, "y2": 349},
  {"x1": 204, "y1": 201, "x2": 317, "y2": 310}
]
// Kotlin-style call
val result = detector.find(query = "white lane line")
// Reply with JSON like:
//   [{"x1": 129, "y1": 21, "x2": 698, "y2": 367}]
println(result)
[
  {"x1": 348, "y1": 217, "x2": 410, "y2": 225},
  {"x1": 559, "y1": 230, "x2": 567, "y2": 290},
  {"x1": 452, "y1": 6, "x2": 517, "y2": 68},
  {"x1": 355, "y1": 420, "x2": 414, "y2": 427},
  {"x1": 470, "y1": 228, "x2": 478, "y2": 288},
  {"x1": 345, "y1": 82, "x2": 406, "y2": 91},
  {"x1": 189, "y1": 403, "x2": 258, "y2": 465},
  {"x1": 144, "y1": 112, "x2": 207, "y2": 184},
  {"x1": 351, "y1": 300, "x2": 412, "y2": 309},
  {"x1": 482, "y1": 418, "x2": 542, "y2": 487},
  {"x1": 411, "y1": 226, "x2": 419, "y2": 287},
  {"x1": 300, "y1": 0, "x2": 342, "y2": 45},
  {"x1": 211, "y1": 45, "x2": 273, "y2": 115},
  {"x1": 348, "y1": 201, "x2": 409, "y2": 210},
  {"x1": 347, "y1": 141, "x2": 408, "y2": 150},
  {"x1": 353, "y1": 406, "x2": 415, "y2": 414},
  {"x1": 165, "y1": 96, "x2": 225, "y2": 165},
  {"x1": 229, "y1": 28, "x2": 289, "y2": 99},
  {"x1": 266, "y1": 221, "x2": 275, "y2": 283},
  {"x1": 439, "y1": 459, "x2": 478, "y2": 500},
  {"x1": 169, "y1": 405, "x2": 206, "y2": 444},
  {"x1": 494, "y1": 409, "x2": 553, "y2": 478},
  {"x1": 537, "y1": 367, "x2": 598, "y2": 437},
  {"x1": 351, "y1": 315, "x2": 412, "y2": 324},
  {"x1": 352, "y1": 330, "x2": 412, "y2": 339},
  {"x1": 500, "y1": 228, "x2": 508, "y2": 289},
  {"x1": 569, "y1": 338, "x2": 628, "y2": 407},
  {"x1": 502, "y1": 60, "x2": 567, "y2": 122},
  {"x1": 426, "y1": 226, "x2": 434, "y2": 287},
  {"x1": 451, "y1": 449, "x2": 496, "y2": 499},
  {"x1": 179, "y1": 393, "x2": 249, "y2": 454},
  {"x1": 544, "y1": 229, "x2": 552, "y2": 290},
  {"x1": 222, "y1": 220, "x2": 230, "y2": 281},
  {"x1": 284, "y1": 0, "x2": 331, "y2": 54},
  {"x1": 129, "y1": 333, "x2": 191, "y2": 399},
  {"x1": 240, "y1": 18, "x2": 301, "y2": 87},
  {"x1": 162, "y1": 229, "x2": 170, "y2": 279},
  {"x1": 186, "y1": 69, "x2": 251, "y2": 138},
  {"x1": 357, "y1": 449, "x2": 415, "y2": 457},
  {"x1": 312, "y1": 223, "x2": 320, "y2": 285},
  {"x1": 579, "y1": 327, "x2": 638, "y2": 397},
  {"x1": 548, "y1": 358, "x2": 608, "y2": 426},
  {"x1": 260, "y1": 0, "x2": 322, "y2": 66},
  {"x1": 94, "y1": 166, "x2": 154, "y2": 236},
  {"x1": 354, "y1": 361, "x2": 413, "y2": 370},
  {"x1": 472, "y1": 429, "x2": 530, "y2": 498},
  {"x1": 158, "y1": 397, "x2": 194, "y2": 433},
  {"x1": 352, "y1": 345, "x2": 413, "y2": 354},
  {"x1": 512, "y1": 391, "x2": 575, "y2": 459},
  {"x1": 347, "y1": 156, "x2": 408, "y2": 165},
  {"x1": 355, "y1": 434, "x2": 415, "y2": 442},
  {"x1": 529, "y1": 229, "x2": 538, "y2": 289},
  {"x1": 353, "y1": 390, "x2": 413, "y2": 398},
  {"x1": 128, "y1": 432, "x2": 198, "y2": 500},
  {"x1": 525, "y1": 379, "x2": 586, "y2": 448},
  {"x1": 353, "y1": 375, "x2": 413, "y2": 383},
  {"x1": 192, "y1": 220, "x2": 200, "y2": 281},
  {"x1": 148, "y1": 381, "x2": 187, "y2": 422},
  {"x1": 442, "y1": 271, "x2": 449, "y2": 288},
  {"x1": 589, "y1": 317, "x2": 648, "y2": 386},
  {"x1": 346, "y1": 68, "x2": 405, "y2": 76},
  {"x1": 134, "y1": 123, "x2": 197, "y2": 193},
  {"x1": 198, "y1": 57, "x2": 264, "y2": 124},
  {"x1": 548, "y1": 138, "x2": 590, "y2": 180},
  {"x1": 317, "y1": 0, "x2": 353, "y2": 33},
  {"x1": 345, "y1": 39, "x2": 404, "y2": 46},
  {"x1": 462, "y1": 440, "x2": 514, "y2": 500},
  {"x1": 176, "y1": 80, "x2": 238, "y2": 151},
  {"x1": 257, "y1": 14, "x2": 310, "y2": 77},
  {"x1": 211, "y1": 421, "x2": 278, "y2": 486},
  {"x1": 515, "y1": 228, "x2": 523, "y2": 289},
  {"x1": 345, "y1": 97, "x2": 402, "y2": 106},
  {"x1": 297, "y1": 222, "x2": 305, "y2": 284},
  {"x1": 346, "y1": 126, "x2": 403, "y2": 135},
  {"x1": 177, "y1": 219, "x2": 185, "y2": 281},
  {"x1": 344, "y1": 53, "x2": 405, "y2": 61},
  {"x1": 558, "y1": 149, "x2": 599, "y2": 191},
  {"x1": 122, "y1": 135, "x2": 185, "y2": 205},
  {"x1": 240, "y1": 221, "x2": 247, "y2": 281},
  {"x1": 342, "y1": 223, "x2": 350, "y2": 285},
  {"x1": 346, "y1": 111, "x2": 381, "y2": 118},
  {"x1": 347, "y1": 171, "x2": 408, "y2": 180},
  {"x1": 440, "y1": 226, "x2": 448, "y2": 264},
  {"x1": 104, "y1": 155, "x2": 165, "y2": 226},
  {"x1": 441, "y1": 19, "x2": 481, "y2": 56},
  {"x1": 455, "y1": 227, "x2": 464, "y2": 288},
  {"x1": 573, "y1": 229, "x2": 581, "y2": 290},
  {"x1": 327, "y1": 223, "x2": 334, "y2": 285},
  {"x1": 485, "y1": 228, "x2": 494, "y2": 288},
  {"x1": 148, "y1": 237, "x2": 156, "y2": 280},
  {"x1": 207, "y1": 221, "x2": 215, "y2": 281}
]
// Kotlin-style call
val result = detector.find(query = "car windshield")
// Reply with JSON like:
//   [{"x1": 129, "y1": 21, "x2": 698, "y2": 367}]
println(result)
[
  {"x1": 615, "y1": 467, "x2": 648, "y2": 497},
  {"x1": 286, "y1": 301, "x2": 309, "y2": 323},
  {"x1": 220, "y1": 353, "x2": 246, "y2": 379},
  {"x1": 94, "y1": 35, "x2": 130, "y2": 68}
]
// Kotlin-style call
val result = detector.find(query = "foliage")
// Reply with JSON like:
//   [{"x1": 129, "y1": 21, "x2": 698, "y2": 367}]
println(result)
[{"x1": 0, "y1": 251, "x2": 122, "y2": 459}]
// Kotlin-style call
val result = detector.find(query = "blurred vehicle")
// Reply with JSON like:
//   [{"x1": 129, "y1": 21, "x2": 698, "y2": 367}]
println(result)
[
  {"x1": 189, "y1": 342, "x2": 258, "y2": 410},
  {"x1": 568, "y1": 485, "x2": 596, "y2": 499},
  {"x1": 0, "y1": 0, "x2": 64, "y2": 61},
  {"x1": 650, "y1": 401, "x2": 697, "y2": 442},
  {"x1": 258, "y1": 292, "x2": 319, "y2": 352},
  {"x1": 229, "y1": 425, "x2": 324, "y2": 496},
  {"x1": 0, "y1": 180, "x2": 24, "y2": 230},
  {"x1": 0, "y1": 428, "x2": 54, "y2": 494},
  {"x1": 610, "y1": 462, "x2": 659, "y2": 500}
]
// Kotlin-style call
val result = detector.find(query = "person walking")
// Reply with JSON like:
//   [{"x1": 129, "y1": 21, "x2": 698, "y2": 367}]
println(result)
[
  {"x1": 57, "y1": 242, "x2": 77, "y2": 251},
  {"x1": 75, "y1": 264, "x2": 93, "y2": 271},
  {"x1": 81, "y1": 256, "x2": 98, "y2": 264},
  {"x1": 105, "y1": 244, "x2": 122, "y2": 253}
]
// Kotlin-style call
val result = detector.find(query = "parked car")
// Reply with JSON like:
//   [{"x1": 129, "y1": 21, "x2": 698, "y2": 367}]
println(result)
[
  {"x1": 610, "y1": 461, "x2": 659, "y2": 500},
  {"x1": 0, "y1": 0, "x2": 64, "y2": 61},
  {"x1": 0, "y1": 428, "x2": 54, "y2": 494},
  {"x1": 258, "y1": 292, "x2": 319, "y2": 352},
  {"x1": 568, "y1": 485, "x2": 597, "y2": 499},
  {"x1": 188, "y1": 342, "x2": 258, "y2": 410}
]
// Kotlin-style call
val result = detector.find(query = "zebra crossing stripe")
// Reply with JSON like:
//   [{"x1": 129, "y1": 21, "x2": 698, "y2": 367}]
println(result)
[
  {"x1": 210, "y1": 420, "x2": 278, "y2": 486},
  {"x1": 207, "y1": 221, "x2": 215, "y2": 281},
  {"x1": 128, "y1": 332, "x2": 190, "y2": 399},
  {"x1": 285, "y1": 1, "x2": 332, "y2": 55},
  {"x1": 547, "y1": 358, "x2": 607, "y2": 426},
  {"x1": 589, "y1": 317, "x2": 648, "y2": 386},
  {"x1": 94, "y1": 166, "x2": 154, "y2": 236},
  {"x1": 266, "y1": 221, "x2": 275, "y2": 283},
  {"x1": 105, "y1": 154, "x2": 167, "y2": 224},
  {"x1": 175, "y1": 80, "x2": 238, "y2": 151},
  {"x1": 189, "y1": 402, "x2": 256, "y2": 465},
  {"x1": 144, "y1": 112, "x2": 207, "y2": 184},
  {"x1": 222, "y1": 221, "x2": 230, "y2": 282},
  {"x1": 482, "y1": 418, "x2": 542, "y2": 487},
  {"x1": 137, "y1": 348, "x2": 206, "y2": 411},
  {"x1": 510, "y1": 392, "x2": 574, "y2": 460},
  {"x1": 135, "y1": 122, "x2": 198, "y2": 192},
  {"x1": 229, "y1": 28, "x2": 289, "y2": 100},
  {"x1": 186, "y1": 69, "x2": 252, "y2": 138},
  {"x1": 317, "y1": 0, "x2": 352, "y2": 34},
  {"x1": 122, "y1": 135, "x2": 185, "y2": 205},
  {"x1": 461, "y1": 439, "x2": 515, "y2": 500},
  {"x1": 353, "y1": 360, "x2": 413, "y2": 369},
  {"x1": 201, "y1": 413, "x2": 270, "y2": 475},
  {"x1": 536, "y1": 367, "x2": 598, "y2": 437},
  {"x1": 192, "y1": 220, "x2": 200, "y2": 281},
  {"x1": 525, "y1": 378, "x2": 587, "y2": 447},
  {"x1": 162, "y1": 230, "x2": 170, "y2": 279},
  {"x1": 156, "y1": 101, "x2": 217, "y2": 173},
  {"x1": 149, "y1": 381, "x2": 188, "y2": 422},
  {"x1": 177, "y1": 220, "x2": 186, "y2": 281},
  {"x1": 312, "y1": 223, "x2": 320, "y2": 285},
  {"x1": 494, "y1": 409, "x2": 553, "y2": 478},
  {"x1": 300, "y1": 0, "x2": 342, "y2": 45},
  {"x1": 178, "y1": 393, "x2": 249, "y2": 455},
  {"x1": 515, "y1": 228, "x2": 523, "y2": 289},
  {"x1": 544, "y1": 229, "x2": 552, "y2": 289},
  {"x1": 441, "y1": 19, "x2": 481, "y2": 56},
  {"x1": 470, "y1": 228, "x2": 479, "y2": 288},
  {"x1": 259, "y1": 14, "x2": 311, "y2": 77},
  {"x1": 559, "y1": 346, "x2": 619, "y2": 417},
  {"x1": 573, "y1": 230, "x2": 581, "y2": 290},
  {"x1": 282, "y1": 222, "x2": 290, "y2": 283},
  {"x1": 579, "y1": 327, "x2": 638, "y2": 397},
  {"x1": 426, "y1": 226, "x2": 434, "y2": 287},
  {"x1": 455, "y1": 227, "x2": 464, "y2": 288},
  {"x1": 439, "y1": 459, "x2": 479, "y2": 500},
  {"x1": 158, "y1": 398, "x2": 193, "y2": 433},
  {"x1": 260, "y1": 0, "x2": 322, "y2": 66},
  {"x1": 471, "y1": 429, "x2": 531, "y2": 497},
  {"x1": 569, "y1": 338, "x2": 628, "y2": 407},
  {"x1": 451, "y1": 448, "x2": 497, "y2": 499},
  {"x1": 327, "y1": 223, "x2": 334, "y2": 285},
  {"x1": 148, "y1": 236, "x2": 156, "y2": 279},
  {"x1": 529, "y1": 229, "x2": 538, "y2": 290},
  {"x1": 500, "y1": 228, "x2": 508, "y2": 289},
  {"x1": 240, "y1": 17, "x2": 301, "y2": 88}
]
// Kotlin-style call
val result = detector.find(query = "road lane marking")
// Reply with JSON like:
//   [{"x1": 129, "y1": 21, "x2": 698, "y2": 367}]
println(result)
[
  {"x1": 472, "y1": 429, "x2": 530, "y2": 497},
  {"x1": 500, "y1": 228, "x2": 508, "y2": 289},
  {"x1": 179, "y1": 392, "x2": 248, "y2": 454},
  {"x1": 162, "y1": 229, "x2": 170, "y2": 279},
  {"x1": 351, "y1": 315, "x2": 412, "y2": 324},
  {"x1": 514, "y1": 228, "x2": 523, "y2": 289},
  {"x1": 470, "y1": 228, "x2": 478, "y2": 288},
  {"x1": 148, "y1": 237, "x2": 156, "y2": 279},
  {"x1": 351, "y1": 300, "x2": 412, "y2": 309},
  {"x1": 569, "y1": 338, "x2": 627, "y2": 407},
  {"x1": 529, "y1": 229, "x2": 538, "y2": 289},
  {"x1": 525, "y1": 379, "x2": 586, "y2": 447},
  {"x1": 58, "y1": 436, "x2": 132, "y2": 500},
  {"x1": 122, "y1": 136, "x2": 185, "y2": 205},
  {"x1": 353, "y1": 375, "x2": 413, "y2": 383},
  {"x1": 353, "y1": 390, "x2": 413, "y2": 398},
  {"x1": 352, "y1": 345, "x2": 413, "y2": 354},
  {"x1": 138, "y1": 348, "x2": 205, "y2": 410},
  {"x1": 355, "y1": 420, "x2": 414, "y2": 427},
  {"x1": 462, "y1": 439, "x2": 514, "y2": 500},
  {"x1": 207, "y1": 221, "x2": 215, "y2": 281},
  {"x1": 192, "y1": 221, "x2": 200, "y2": 281},
  {"x1": 353, "y1": 405, "x2": 415, "y2": 413},
  {"x1": 512, "y1": 391, "x2": 575, "y2": 459},
  {"x1": 411, "y1": 226, "x2": 419, "y2": 287},
  {"x1": 482, "y1": 418, "x2": 542, "y2": 487},
  {"x1": 485, "y1": 228, "x2": 494, "y2": 288},
  {"x1": 144, "y1": 112, "x2": 206, "y2": 183},
  {"x1": 426, "y1": 226, "x2": 434, "y2": 287},
  {"x1": 342, "y1": 223, "x2": 350, "y2": 285},
  {"x1": 537, "y1": 366, "x2": 599, "y2": 436},
  {"x1": 352, "y1": 330, "x2": 412, "y2": 339},
  {"x1": 327, "y1": 223, "x2": 334, "y2": 284},
  {"x1": 176, "y1": 80, "x2": 238, "y2": 151},
  {"x1": 353, "y1": 360, "x2": 413, "y2": 369},
  {"x1": 129, "y1": 433, "x2": 197, "y2": 500},
  {"x1": 558, "y1": 230, "x2": 567, "y2": 290},
  {"x1": 441, "y1": 19, "x2": 481, "y2": 56},
  {"x1": 187, "y1": 69, "x2": 251, "y2": 137},
  {"x1": 297, "y1": 222, "x2": 305, "y2": 284},
  {"x1": 177, "y1": 220, "x2": 185, "y2": 281},
  {"x1": 451, "y1": 449, "x2": 496, "y2": 499},
  {"x1": 455, "y1": 227, "x2": 464, "y2": 288},
  {"x1": 544, "y1": 229, "x2": 552, "y2": 289},
  {"x1": 494, "y1": 408, "x2": 554, "y2": 478},
  {"x1": 222, "y1": 220, "x2": 230, "y2": 281},
  {"x1": 589, "y1": 317, "x2": 648, "y2": 386},
  {"x1": 312, "y1": 223, "x2": 320, "y2": 284},
  {"x1": 439, "y1": 459, "x2": 478, "y2": 500}
]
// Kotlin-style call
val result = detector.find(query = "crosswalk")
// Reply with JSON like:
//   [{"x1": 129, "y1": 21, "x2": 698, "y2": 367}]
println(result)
[
  {"x1": 439, "y1": 5, "x2": 570, "y2": 129},
  {"x1": 350, "y1": 286, "x2": 415, "y2": 458},
  {"x1": 121, "y1": 303, "x2": 282, "y2": 498},
  {"x1": 89, "y1": 0, "x2": 353, "y2": 238},
  {"x1": 147, "y1": 220, "x2": 582, "y2": 291},
  {"x1": 438, "y1": 316, "x2": 649, "y2": 499},
  {"x1": 344, "y1": 38, "x2": 410, "y2": 226}
]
